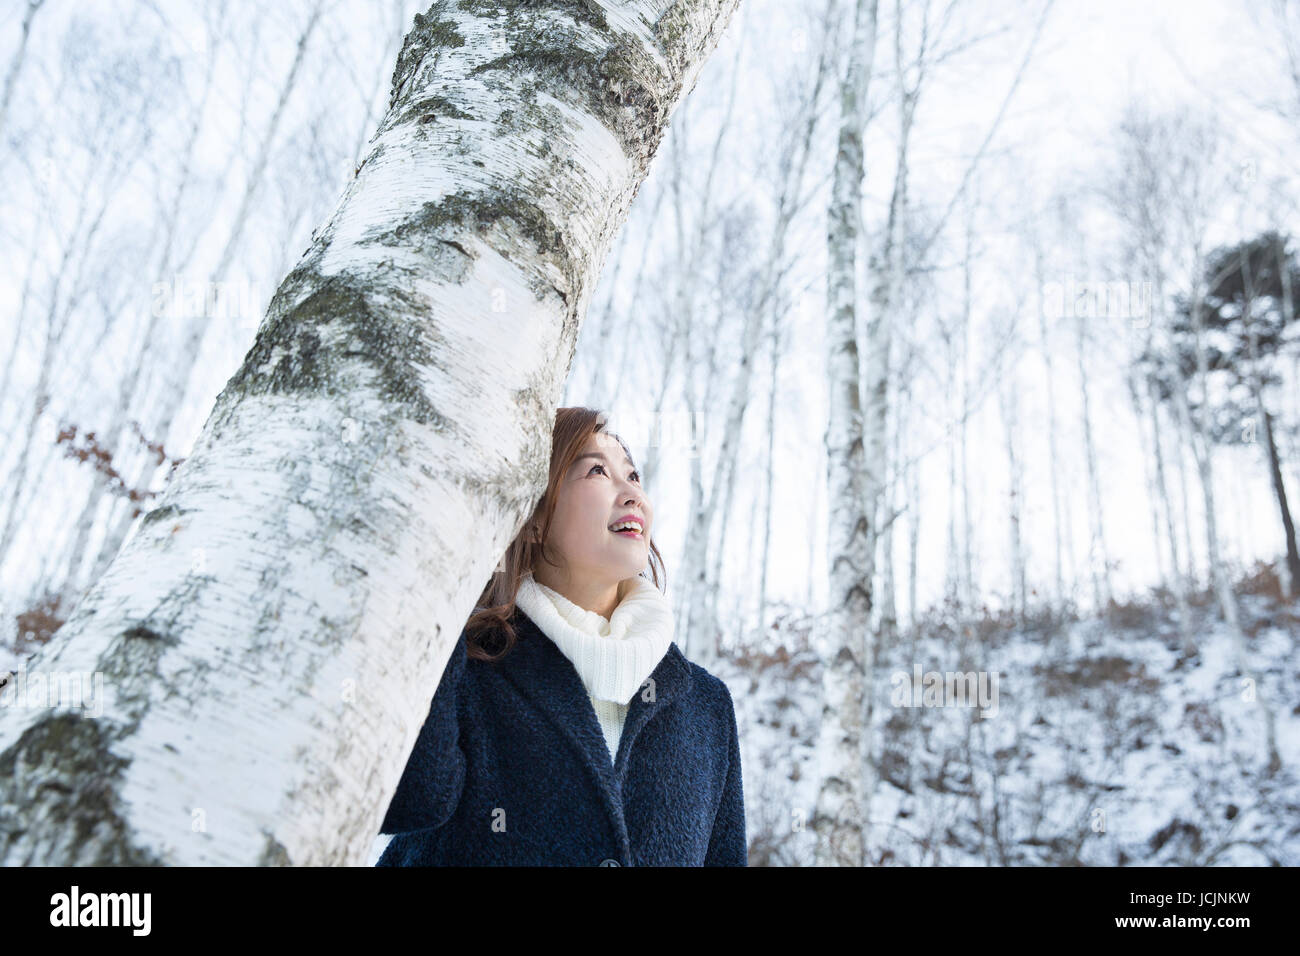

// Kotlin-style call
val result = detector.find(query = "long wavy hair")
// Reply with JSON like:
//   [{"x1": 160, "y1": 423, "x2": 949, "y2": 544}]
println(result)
[{"x1": 464, "y1": 406, "x2": 667, "y2": 662}]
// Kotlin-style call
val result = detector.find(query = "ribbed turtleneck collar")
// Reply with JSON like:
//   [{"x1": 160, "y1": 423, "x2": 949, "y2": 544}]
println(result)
[{"x1": 513, "y1": 571, "x2": 675, "y2": 705}]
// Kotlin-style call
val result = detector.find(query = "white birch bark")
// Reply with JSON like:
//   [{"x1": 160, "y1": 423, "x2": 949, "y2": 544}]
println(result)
[
  {"x1": 864, "y1": 0, "x2": 917, "y2": 645},
  {"x1": 0, "y1": 0, "x2": 740, "y2": 866},
  {"x1": 959, "y1": 203, "x2": 975, "y2": 608},
  {"x1": 1073, "y1": 301, "x2": 1112, "y2": 612},
  {"x1": 879, "y1": 378, "x2": 900, "y2": 642},
  {"x1": 906, "y1": 387, "x2": 919, "y2": 631},
  {"x1": 1000, "y1": 364, "x2": 1026, "y2": 618},
  {"x1": 1032, "y1": 241, "x2": 1065, "y2": 608},
  {"x1": 1142, "y1": 278, "x2": 1195, "y2": 654},
  {"x1": 757, "y1": 295, "x2": 782, "y2": 636},
  {"x1": 1126, "y1": 364, "x2": 1167, "y2": 586},
  {"x1": 813, "y1": 0, "x2": 878, "y2": 869},
  {"x1": 943, "y1": 334, "x2": 960, "y2": 604}
]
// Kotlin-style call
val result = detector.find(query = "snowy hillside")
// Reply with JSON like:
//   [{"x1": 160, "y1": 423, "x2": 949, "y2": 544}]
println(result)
[{"x1": 715, "y1": 561, "x2": 1300, "y2": 866}]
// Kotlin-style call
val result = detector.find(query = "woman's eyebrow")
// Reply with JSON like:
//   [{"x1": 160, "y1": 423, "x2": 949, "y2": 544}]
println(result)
[{"x1": 574, "y1": 452, "x2": 636, "y2": 468}]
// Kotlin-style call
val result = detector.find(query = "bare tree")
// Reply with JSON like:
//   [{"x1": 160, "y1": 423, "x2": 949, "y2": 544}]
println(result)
[
  {"x1": 813, "y1": 0, "x2": 879, "y2": 869},
  {"x1": 0, "y1": 0, "x2": 45, "y2": 137},
  {"x1": 84, "y1": 2, "x2": 325, "y2": 591},
  {"x1": 55, "y1": 2, "x2": 231, "y2": 602}
]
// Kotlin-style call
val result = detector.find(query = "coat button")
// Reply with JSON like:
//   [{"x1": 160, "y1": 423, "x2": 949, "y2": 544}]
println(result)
[{"x1": 598, "y1": 858, "x2": 620, "y2": 867}]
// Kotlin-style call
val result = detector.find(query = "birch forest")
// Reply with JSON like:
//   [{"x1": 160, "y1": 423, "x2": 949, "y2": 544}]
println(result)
[{"x1": 1, "y1": 0, "x2": 1299, "y2": 867}]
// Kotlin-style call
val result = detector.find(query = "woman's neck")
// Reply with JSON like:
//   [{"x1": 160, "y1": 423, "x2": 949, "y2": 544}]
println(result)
[{"x1": 530, "y1": 568, "x2": 628, "y2": 620}]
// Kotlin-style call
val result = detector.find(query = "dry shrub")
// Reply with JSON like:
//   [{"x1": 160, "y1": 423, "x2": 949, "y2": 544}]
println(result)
[
  {"x1": 1180, "y1": 701, "x2": 1224, "y2": 744},
  {"x1": 1034, "y1": 655, "x2": 1162, "y2": 697},
  {"x1": 1237, "y1": 560, "x2": 1284, "y2": 600},
  {"x1": 15, "y1": 591, "x2": 66, "y2": 654},
  {"x1": 1103, "y1": 596, "x2": 1159, "y2": 632}
]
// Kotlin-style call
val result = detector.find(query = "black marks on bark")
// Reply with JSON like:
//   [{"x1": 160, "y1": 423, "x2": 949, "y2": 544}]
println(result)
[
  {"x1": 139, "y1": 505, "x2": 191, "y2": 530},
  {"x1": 0, "y1": 602, "x2": 191, "y2": 863},
  {"x1": 397, "y1": 93, "x2": 476, "y2": 129},
  {"x1": 120, "y1": 624, "x2": 175, "y2": 643},
  {"x1": 259, "y1": 833, "x2": 291, "y2": 866},
  {"x1": 468, "y1": 30, "x2": 668, "y2": 165},
  {"x1": 391, "y1": 6, "x2": 468, "y2": 111},
  {"x1": 372, "y1": 188, "x2": 575, "y2": 307},
  {"x1": 435, "y1": 0, "x2": 671, "y2": 165},
  {"x1": 651, "y1": 4, "x2": 694, "y2": 73},
  {"x1": 440, "y1": 238, "x2": 474, "y2": 259},
  {"x1": 0, "y1": 714, "x2": 166, "y2": 865},
  {"x1": 459, "y1": 0, "x2": 610, "y2": 34},
  {"x1": 224, "y1": 275, "x2": 451, "y2": 431}
]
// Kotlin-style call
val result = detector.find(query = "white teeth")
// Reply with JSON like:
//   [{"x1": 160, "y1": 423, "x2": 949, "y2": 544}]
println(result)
[{"x1": 610, "y1": 521, "x2": 642, "y2": 533}]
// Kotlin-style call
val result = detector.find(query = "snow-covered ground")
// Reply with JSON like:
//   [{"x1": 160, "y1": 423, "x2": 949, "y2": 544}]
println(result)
[{"x1": 715, "y1": 566, "x2": 1300, "y2": 866}]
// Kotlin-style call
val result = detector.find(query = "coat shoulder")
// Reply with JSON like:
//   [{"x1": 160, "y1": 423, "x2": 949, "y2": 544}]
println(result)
[{"x1": 681, "y1": 655, "x2": 739, "y2": 715}]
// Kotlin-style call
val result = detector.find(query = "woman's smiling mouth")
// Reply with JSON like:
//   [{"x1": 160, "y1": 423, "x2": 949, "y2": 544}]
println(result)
[{"x1": 608, "y1": 516, "x2": 644, "y2": 537}]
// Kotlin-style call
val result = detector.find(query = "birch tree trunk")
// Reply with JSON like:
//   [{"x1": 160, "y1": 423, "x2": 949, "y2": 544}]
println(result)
[
  {"x1": 757, "y1": 295, "x2": 782, "y2": 637},
  {"x1": 944, "y1": 333, "x2": 960, "y2": 605},
  {"x1": 1073, "y1": 293, "x2": 1112, "y2": 613},
  {"x1": 1126, "y1": 363, "x2": 1167, "y2": 586},
  {"x1": 879, "y1": 379, "x2": 901, "y2": 644},
  {"x1": 959, "y1": 204, "x2": 975, "y2": 609},
  {"x1": 1144, "y1": 277, "x2": 1194, "y2": 655},
  {"x1": 906, "y1": 377, "x2": 920, "y2": 633},
  {"x1": 1001, "y1": 363, "x2": 1026, "y2": 619},
  {"x1": 861, "y1": 0, "x2": 915, "y2": 655},
  {"x1": 1149, "y1": 387, "x2": 1194, "y2": 654},
  {"x1": 0, "y1": 0, "x2": 740, "y2": 866},
  {"x1": 1032, "y1": 242, "x2": 1066, "y2": 610},
  {"x1": 813, "y1": 0, "x2": 878, "y2": 869}
]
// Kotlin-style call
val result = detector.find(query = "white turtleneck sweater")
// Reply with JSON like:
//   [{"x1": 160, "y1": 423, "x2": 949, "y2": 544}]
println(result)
[{"x1": 513, "y1": 571, "x2": 675, "y2": 766}]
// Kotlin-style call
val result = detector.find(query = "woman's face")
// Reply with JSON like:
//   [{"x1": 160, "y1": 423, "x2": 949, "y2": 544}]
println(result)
[{"x1": 539, "y1": 430, "x2": 652, "y2": 589}]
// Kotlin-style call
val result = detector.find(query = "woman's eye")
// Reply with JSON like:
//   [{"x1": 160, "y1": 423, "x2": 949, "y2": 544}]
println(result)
[{"x1": 589, "y1": 463, "x2": 639, "y2": 483}]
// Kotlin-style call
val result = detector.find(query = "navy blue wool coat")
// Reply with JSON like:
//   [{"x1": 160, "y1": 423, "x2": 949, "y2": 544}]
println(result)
[{"x1": 375, "y1": 606, "x2": 746, "y2": 866}]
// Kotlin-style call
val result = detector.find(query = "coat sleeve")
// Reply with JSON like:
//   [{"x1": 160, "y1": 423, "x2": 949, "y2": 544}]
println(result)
[
  {"x1": 378, "y1": 628, "x2": 468, "y2": 835},
  {"x1": 704, "y1": 680, "x2": 747, "y2": 866}
]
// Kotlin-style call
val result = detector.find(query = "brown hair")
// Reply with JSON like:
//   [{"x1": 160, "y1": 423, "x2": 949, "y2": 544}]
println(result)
[{"x1": 464, "y1": 406, "x2": 667, "y2": 662}]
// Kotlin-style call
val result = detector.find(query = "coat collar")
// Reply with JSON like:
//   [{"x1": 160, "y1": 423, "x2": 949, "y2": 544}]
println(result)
[{"x1": 492, "y1": 606, "x2": 694, "y2": 844}]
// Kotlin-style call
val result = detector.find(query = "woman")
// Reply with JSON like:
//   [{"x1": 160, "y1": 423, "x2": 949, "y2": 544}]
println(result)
[{"x1": 374, "y1": 407, "x2": 746, "y2": 866}]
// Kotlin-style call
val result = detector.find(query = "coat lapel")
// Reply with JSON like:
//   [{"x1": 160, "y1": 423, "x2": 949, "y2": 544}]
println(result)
[
  {"x1": 494, "y1": 607, "x2": 694, "y2": 853},
  {"x1": 612, "y1": 640, "x2": 693, "y2": 785}
]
